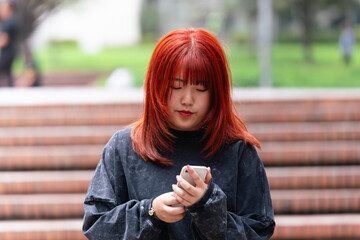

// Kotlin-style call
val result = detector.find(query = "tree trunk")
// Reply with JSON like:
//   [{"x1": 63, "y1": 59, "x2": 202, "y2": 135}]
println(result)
[
  {"x1": 257, "y1": 0, "x2": 273, "y2": 87},
  {"x1": 295, "y1": 0, "x2": 313, "y2": 63}
]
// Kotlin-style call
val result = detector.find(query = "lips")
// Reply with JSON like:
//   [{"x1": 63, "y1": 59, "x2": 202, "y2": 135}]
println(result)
[{"x1": 178, "y1": 110, "x2": 193, "y2": 117}]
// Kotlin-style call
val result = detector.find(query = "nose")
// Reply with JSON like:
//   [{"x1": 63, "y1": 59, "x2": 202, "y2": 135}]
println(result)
[{"x1": 181, "y1": 87, "x2": 194, "y2": 106}]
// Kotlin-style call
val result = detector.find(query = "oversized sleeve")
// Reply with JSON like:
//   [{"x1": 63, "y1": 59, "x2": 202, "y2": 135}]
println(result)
[
  {"x1": 187, "y1": 144, "x2": 275, "y2": 239},
  {"x1": 82, "y1": 132, "x2": 164, "y2": 240}
]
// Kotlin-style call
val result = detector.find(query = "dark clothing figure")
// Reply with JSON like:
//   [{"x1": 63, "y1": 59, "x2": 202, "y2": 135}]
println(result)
[
  {"x1": 0, "y1": 11, "x2": 19, "y2": 86},
  {"x1": 83, "y1": 127, "x2": 275, "y2": 240}
]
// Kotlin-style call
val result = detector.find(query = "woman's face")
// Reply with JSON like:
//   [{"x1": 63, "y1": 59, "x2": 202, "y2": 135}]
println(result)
[{"x1": 167, "y1": 71, "x2": 210, "y2": 131}]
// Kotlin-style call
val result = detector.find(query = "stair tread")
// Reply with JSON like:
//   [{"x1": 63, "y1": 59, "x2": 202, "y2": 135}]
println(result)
[
  {"x1": 0, "y1": 145, "x2": 102, "y2": 170},
  {"x1": 0, "y1": 194, "x2": 85, "y2": 219},
  {"x1": 260, "y1": 140, "x2": 360, "y2": 165},
  {"x1": 275, "y1": 214, "x2": 360, "y2": 225},
  {"x1": 0, "y1": 141, "x2": 359, "y2": 170},
  {"x1": 249, "y1": 122, "x2": 360, "y2": 141},
  {"x1": 0, "y1": 219, "x2": 84, "y2": 232},
  {"x1": 1, "y1": 122, "x2": 360, "y2": 146},
  {"x1": 272, "y1": 189, "x2": 360, "y2": 214},
  {"x1": 0, "y1": 193, "x2": 85, "y2": 204},
  {"x1": 274, "y1": 214, "x2": 360, "y2": 239},
  {"x1": 0, "y1": 190, "x2": 358, "y2": 218},
  {"x1": 0, "y1": 126, "x2": 117, "y2": 146},
  {"x1": 267, "y1": 166, "x2": 360, "y2": 189},
  {"x1": 0, "y1": 170, "x2": 93, "y2": 183},
  {"x1": 0, "y1": 170, "x2": 92, "y2": 194},
  {"x1": 272, "y1": 188, "x2": 360, "y2": 197},
  {"x1": 0, "y1": 126, "x2": 118, "y2": 137}
]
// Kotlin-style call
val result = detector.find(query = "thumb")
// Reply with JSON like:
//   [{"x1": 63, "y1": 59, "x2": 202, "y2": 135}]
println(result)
[{"x1": 204, "y1": 167, "x2": 212, "y2": 184}]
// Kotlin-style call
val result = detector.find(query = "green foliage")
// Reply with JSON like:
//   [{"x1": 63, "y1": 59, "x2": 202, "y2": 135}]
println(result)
[{"x1": 22, "y1": 42, "x2": 360, "y2": 88}]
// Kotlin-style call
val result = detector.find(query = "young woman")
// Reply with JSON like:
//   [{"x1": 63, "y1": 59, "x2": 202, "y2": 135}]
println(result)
[{"x1": 83, "y1": 28, "x2": 275, "y2": 239}]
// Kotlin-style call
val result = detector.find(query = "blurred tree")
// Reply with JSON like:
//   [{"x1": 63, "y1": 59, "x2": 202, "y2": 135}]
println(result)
[
  {"x1": 9, "y1": 0, "x2": 78, "y2": 86},
  {"x1": 257, "y1": 0, "x2": 273, "y2": 87},
  {"x1": 140, "y1": 0, "x2": 160, "y2": 42},
  {"x1": 293, "y1": 0, "x2": 313, "y2": 63},
  {"x1": 275, "y1": 0, "x2": 359, "y2": 63},
  {"x1": 14, "y1": 0, "x2": 77, "y2": 62}
]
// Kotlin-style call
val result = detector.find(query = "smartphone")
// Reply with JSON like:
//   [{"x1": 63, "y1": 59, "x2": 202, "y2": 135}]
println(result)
[
  {"x1": 172, "y1": 165, "x2": 208, "y2": 207},
  {"x1": 178, "y1": 165, "x2": 208, "y2": 188}
]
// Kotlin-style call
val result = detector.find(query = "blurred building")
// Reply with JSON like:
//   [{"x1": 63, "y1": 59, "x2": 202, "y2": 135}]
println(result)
[{"x1": 30, "y1": 0, "x2": 142, "y2": 53}]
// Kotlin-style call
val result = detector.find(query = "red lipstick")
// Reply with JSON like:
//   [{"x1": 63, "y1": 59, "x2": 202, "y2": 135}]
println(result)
[{"x1": 178, "y1": 110, "x2": 193, "y2": 117}]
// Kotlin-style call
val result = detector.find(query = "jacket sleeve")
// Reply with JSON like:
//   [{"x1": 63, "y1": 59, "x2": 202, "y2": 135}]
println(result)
[
  {"x1": 82, "y1": 133, "x2": 164, "y2": 240},
  {"x1": 187, "y1": 144, "x2": 275, "y2": 240}
]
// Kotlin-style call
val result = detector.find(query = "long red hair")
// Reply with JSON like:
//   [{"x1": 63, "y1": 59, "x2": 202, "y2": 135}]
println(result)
[{"x1": 131, "y1": 28, "x2": 260, "y2": 165}]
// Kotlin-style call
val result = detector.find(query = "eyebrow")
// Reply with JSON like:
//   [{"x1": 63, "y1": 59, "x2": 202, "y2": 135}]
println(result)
[{"x1": 174, "y1": 78, "x2": 183, "y2": 82}]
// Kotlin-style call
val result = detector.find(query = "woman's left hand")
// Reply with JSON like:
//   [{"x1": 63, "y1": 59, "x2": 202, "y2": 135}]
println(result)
[{"x1": 172, "y1": 165, "x2": 212, "y2": 207}]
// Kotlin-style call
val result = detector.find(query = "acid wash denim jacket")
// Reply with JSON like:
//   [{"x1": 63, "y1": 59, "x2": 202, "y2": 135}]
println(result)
[{"x1": 82, "y1": 127, "x2": 275, "y2": 239}]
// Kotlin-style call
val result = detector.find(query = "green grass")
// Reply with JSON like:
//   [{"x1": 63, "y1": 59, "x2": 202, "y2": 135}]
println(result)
[
  {"x1": 272, "y1": 43, "x2": 360, "y2": 87},
  {"x1": 17, "y1": 42, "x2": 360, "y2": 87},
  {"x1": 28, "y1": 43, "x2": 156, "y2": 86}
]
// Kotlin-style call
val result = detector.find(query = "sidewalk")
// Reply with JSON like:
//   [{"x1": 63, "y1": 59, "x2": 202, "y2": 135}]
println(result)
[{"x1": 1, "y1": 87, "x2": 360, "y2": 106}]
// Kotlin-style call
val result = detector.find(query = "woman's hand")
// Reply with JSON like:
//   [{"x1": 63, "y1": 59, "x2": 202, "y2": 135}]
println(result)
[
  {"x1": 152, "y1": 192, "x2": 186, "y2": 223},
  {"x1": 172, "y1": 165, "x2": 212, "y2": 207}
]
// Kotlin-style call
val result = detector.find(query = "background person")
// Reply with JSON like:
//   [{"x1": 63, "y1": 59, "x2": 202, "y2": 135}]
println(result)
[
  {"x1": 339, "y1": 21, "x2": 356, "y2": 65},
  {"x1": 0, "y1": 0, "x2": 19, "y2": 87}
]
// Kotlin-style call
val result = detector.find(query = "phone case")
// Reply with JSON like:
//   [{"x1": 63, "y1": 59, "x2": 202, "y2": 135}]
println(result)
[
  {"x1": 172, "y1": 165, "x2": 208, "y2": 207},
  {"x1": 178, "y1": 165, "x2": 208, "y2": 187}
]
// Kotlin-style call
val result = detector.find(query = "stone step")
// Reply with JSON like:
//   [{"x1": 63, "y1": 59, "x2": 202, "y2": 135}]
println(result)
[
  {"x1": 272, "y1": 189, "x2": 360, "y2": 214},
  {"x1": 0, "y1": 103, "x2": 142, "y2": 127},
  {"x1": 0, "y1": 171, "x2": 93, "y2": 194},
  {"x1": 260, "y1": 140, "x2": 360, "y2": 166},
  {"x1": 0, "y1": 194, "x2": 85, "y2": 219},
  {"x1": 0, "y1": 219, "x2": 86, "y2": 240},
  {"x1": 1, "y1": 97, "x2": 360, "y2": 127},
  {"x1": 273, "y1": 214, "x2": 360, "y2": 239},
  {"x1": 248, "y1": 121, "x2": 360, "y2": 142},
  {"x1": 0, "y1": 215, "x2": 358, "y2": 240},
  {"x1": 267, "y1": 166, "x2": 360, "y2": 189},
  {"x1": 0, "y1": 122, "x2": 359, "y2": 146},
  {"x1": 237, "y1": 101, "x2": 360, "y2": 123},
  {"x1": 1, "y1": 166, "x2": 359, "y2": 194},
  {"x1": 0, "y1": 145, "x2": 102, "y2": 170},
  {"x1": 0, "y1": 126, "x2": 119, "y2": 146},
  {"x1": 0, "y1": 189, "x2": 358, "y2": 219},
  {"x1": 0, "y1": 141, "x2": 358, "y2": 170}
]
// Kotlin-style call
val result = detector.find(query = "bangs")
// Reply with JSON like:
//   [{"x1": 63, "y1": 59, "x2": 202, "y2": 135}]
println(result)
[{"x1": 171, "y1": 50, "x2": 214, "y2": 89}]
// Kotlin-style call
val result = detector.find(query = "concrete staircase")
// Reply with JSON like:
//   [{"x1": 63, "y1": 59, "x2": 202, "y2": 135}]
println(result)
[{"x1": 0, "y1": 88, "x2": 359, "y2": 239}]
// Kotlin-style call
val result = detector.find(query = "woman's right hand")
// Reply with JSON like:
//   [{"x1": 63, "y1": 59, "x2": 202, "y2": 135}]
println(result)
[{"x1": 152, "y1": 192, "x2": 186, "y2": 223}]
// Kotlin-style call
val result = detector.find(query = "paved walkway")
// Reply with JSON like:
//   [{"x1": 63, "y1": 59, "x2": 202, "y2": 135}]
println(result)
[{"x1": 1, "y1": 87, "x2": 360, "y2": 106}]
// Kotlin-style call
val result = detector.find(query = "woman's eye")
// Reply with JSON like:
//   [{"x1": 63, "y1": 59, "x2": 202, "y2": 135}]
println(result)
[
  {"x1": 171, "y1": 80, "x2": 183, "y2": 89},
  {"x1": 196, "y1": 84, "x2": 208, "y2": 92},
  {"x1": 196, "y1": 88, "x2": 208, "y2": 92}
]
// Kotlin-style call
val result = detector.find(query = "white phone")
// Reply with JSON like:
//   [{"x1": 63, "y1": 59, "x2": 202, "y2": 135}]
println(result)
[
  {"x1": 178, "y1": 165, "x2": 208, "y2": 188},
  {"x1": 172, "y1": 165, "x2": 208, "y2": 207}
]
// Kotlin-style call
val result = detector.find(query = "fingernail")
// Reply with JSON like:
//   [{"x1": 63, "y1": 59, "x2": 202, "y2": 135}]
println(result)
[
  {"x1": 172, "y1": 184, "x2": 176, "y2": 189},
  {"x1": 187, "y1": 165, "x2": 190, "y2": 170},
  {"x1": 208, "y1": 167, "x2": 211, "y2": 173},
  {"x1": 176, "y1": 175, "x2": 180, "y2": 180}
]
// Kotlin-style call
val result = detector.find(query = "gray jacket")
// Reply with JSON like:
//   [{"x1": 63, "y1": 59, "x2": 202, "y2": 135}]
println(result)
[{"x1": 82, "y1": 127, "x2": 275, "y2": 239}]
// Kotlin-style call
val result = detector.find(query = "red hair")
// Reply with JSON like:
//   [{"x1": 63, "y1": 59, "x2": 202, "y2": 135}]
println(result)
[{"x1": 131, "y1": 28, "x2": 260, "y2": 165}]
